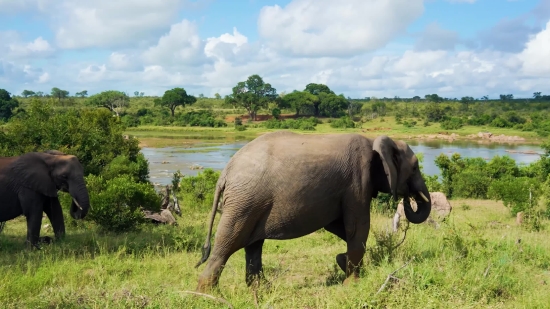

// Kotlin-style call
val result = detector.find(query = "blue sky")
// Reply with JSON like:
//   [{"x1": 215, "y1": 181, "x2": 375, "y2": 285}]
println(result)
[{"x1": 1, "y1": 0, "x2": 549, "y2": 99}]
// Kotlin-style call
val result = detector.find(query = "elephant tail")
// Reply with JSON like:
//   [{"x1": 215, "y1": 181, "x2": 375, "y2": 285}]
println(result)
[{"x1": 195, "y1": 177, "x2": 225, "y2": 268}]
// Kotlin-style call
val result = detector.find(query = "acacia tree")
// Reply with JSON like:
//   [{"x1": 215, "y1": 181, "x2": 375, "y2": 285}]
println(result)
[
  {"x1": 155, "y1": 87, "x2": 196, "y2": 117},
  {"x1": 51, "y1": 87, "x2": 69, "y2": 102},
  {"x1": 75, "y1": 90, "x2": 88, "y2": 98},
  {"x1": 226, "y1": 74, "x2": 277, "y2": 121},
  {"x1": 21, "y1": 90, "x2": 35, "y2": 97},
  {"x1": 86, "y1": 90, "x2": 130, "y2": 116}
]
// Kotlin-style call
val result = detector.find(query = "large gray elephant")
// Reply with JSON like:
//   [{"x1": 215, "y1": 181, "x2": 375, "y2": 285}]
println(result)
[
  {"x1": 194, "y1": 131, "x2": 431, "y2": 292},
  {"x1": 0, "y1": 151, "x2": 90, "y2": 248}
]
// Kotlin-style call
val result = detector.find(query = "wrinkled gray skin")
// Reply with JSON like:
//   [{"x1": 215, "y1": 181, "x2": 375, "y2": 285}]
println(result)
[
  {"x1": 194, "y1": 132, "x2": 431, "y2": 292},
  {"x1": 0, "y1": 151, "x2": 90, "y2": 249}
]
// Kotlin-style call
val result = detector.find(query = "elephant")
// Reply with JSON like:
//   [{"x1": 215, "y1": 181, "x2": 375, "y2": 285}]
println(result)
[
  {"x1": 0, "y1": 151, "x2": 90, "y2": 248},
  {"x1": 194, "y1": 131, "x2": 431, "y2": 292}
]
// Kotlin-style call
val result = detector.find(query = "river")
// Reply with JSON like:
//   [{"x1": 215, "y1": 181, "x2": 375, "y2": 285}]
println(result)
[{"x1": 140, "y1": 138, "x2": 544, "y2": 188}]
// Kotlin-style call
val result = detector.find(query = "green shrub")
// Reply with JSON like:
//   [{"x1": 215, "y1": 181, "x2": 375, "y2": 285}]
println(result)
[
  {"x1": 174, "y1": 110, "x2": 226, "y2": 127},
  {"x1": 272, "y1": 108, "x2": 281, "y2": 119},
  {"x1": 178, "y1": 169, "x2": 221, "y2": 209},
  {"x1": 403, "y1": 120, "x2": 417, "y2": 128},
  {"x1": 329, "y1": 116, "x2": 356, "y2": 129},
  {"x1": 488, "y1": 176, "x2": 540, "y2": 216},
  {"x1": 262, "y1": 117, "x2": 319, "y2": 131},
  {"x1": 84, "y1": 175, "x2": 161, "y2": 233},
  {"x1": 441, "y1": 117, "x2": 463, "y2": 130},
  {"x1": 453, "y1": 168, "x2": 491, "y2": 199},
  {"x1": 101, "y1": 154, "x2": 150, "y2": 183}
]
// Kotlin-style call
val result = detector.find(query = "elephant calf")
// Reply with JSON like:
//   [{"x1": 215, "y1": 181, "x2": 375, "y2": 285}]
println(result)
[
  {"x1": 194, "y1": 131, "x2": 431, "y2": 292},
  {"x1": 0, "y1": 151, "x2": 90, "y2": 248}
]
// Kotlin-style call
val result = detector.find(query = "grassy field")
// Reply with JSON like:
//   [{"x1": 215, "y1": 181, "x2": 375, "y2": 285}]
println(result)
[
  {"x1": 1, "y1": 199, "x2": 549, "y2": 308},
  {"x1": 126, "y1": 115, "x2": 544, "y2": 148}
]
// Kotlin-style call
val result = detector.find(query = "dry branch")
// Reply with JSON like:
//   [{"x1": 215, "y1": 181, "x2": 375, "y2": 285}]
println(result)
[
  {"x1": 180, "y1": 290, "x2": 234, "y2": 309},
  {"x1": 376, "y1": 256, "x2": 415, "y2": 295}
]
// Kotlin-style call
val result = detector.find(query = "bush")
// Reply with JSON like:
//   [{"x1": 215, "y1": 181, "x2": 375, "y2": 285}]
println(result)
[
  {"x1": 178, "y1": 168, "x2": 221, "y2": 209},
  {"x1": 441, "y1": 117, "x2": 463, "y2": 130},
  {"x1": 488, "y1": 176, "x2": 540, "y2": 216},
  {"x1": 403, "y1": 120, "x2": 417, "y2": 128},
  {"x1": 453, "y1": 168, "x2": 491, "y2": 199},
  {"x1": 101, "y1": 154, "x2": 150, "y2": 183},
  {"x1": 262, "y1": 117, "x2": 319, "y2": 130},
  {"x1": 329, "y1": 116, "x2": 356, "y2": 129},
  {"x1": 84, "y1": 175, "x2": 161, "y2": 233},
  {"x1": 174, "y1": 110, "x2": 226, "y2": 127}
]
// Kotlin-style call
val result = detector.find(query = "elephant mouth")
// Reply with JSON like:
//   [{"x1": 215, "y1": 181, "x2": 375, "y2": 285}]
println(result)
[{"x1": 401, "y1": 184, "x2": 431, "y2": 224}]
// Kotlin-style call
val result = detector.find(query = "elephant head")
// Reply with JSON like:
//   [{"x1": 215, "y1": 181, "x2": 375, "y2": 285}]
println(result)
[
  {"x1": 12, "y1": 152, "x2": 90, "y2": 220},
  {"x1": 373, "y1": 135, "x2": 431, "y2": 224}
]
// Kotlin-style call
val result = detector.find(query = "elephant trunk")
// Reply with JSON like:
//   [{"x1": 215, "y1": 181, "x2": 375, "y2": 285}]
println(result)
[
  {"x1": 403, "y1": 181, "x2": 431, "y2": 224},
  {"x1": 69, "y1": 181, "x2": 90, "y2": 219}
]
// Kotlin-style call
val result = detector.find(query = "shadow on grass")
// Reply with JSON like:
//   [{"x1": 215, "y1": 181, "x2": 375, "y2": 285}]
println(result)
[{"x1": 0, "y1": 221, "x2": 206, "y2": 265}]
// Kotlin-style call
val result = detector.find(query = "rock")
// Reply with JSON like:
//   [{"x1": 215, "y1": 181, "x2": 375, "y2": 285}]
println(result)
[
  {"x1": 516, "y1": 212, "x2": 524, "y2": 225},
  {"x1": 393, "y1": 192, "x2": 453, "y2": 232},
  {"x1": 143, "y1": 209, "x2": 178, "y2": 225}
]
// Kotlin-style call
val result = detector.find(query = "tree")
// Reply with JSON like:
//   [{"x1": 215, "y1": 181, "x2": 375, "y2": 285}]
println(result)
[
  {"x1": 214, "y1": 93, "x2": 221, "y2": 99},
  {"x1": 21, "y1": 90, "x2": 35, "y2": 97},
  {"x1": 0, "y1": 89, "x2": 19, "y2": 121},
  {"x1": 304, "y1": 83, "x2": 335, "y2": 116},
  {"x1": 533, "y1": 92, "x2": 542, "y2": 100},
  {"x1": 318, "y1": 92, "x2": 348, "y2": 117},
  {"x1": 134, "y1": 91, "x2": 140, "y2": 97},
  {"x1": 412, "y1": 96, "x2": 421, "y2": 102},
  {"x1": 425, "y1": 93, "x2": 443, "y2": 103},
  {"x1": 226, "y1": 74, "x2": 277, "y2": 121},
  {"x1": 281, "y1": 91, "x2": 318, "y2": 116},
  {"x1": 140, "y1": 92, "x2": 144, "y2": 97},
  {"x1": 500, "y1": 94, "x2": 514, "y2": 101},
  {"x1": 86, "y1": 90, "x2": 130, "y2": 116},
  {"x1": 481, "y1": 95, "x2": 489, "y2": 101},
  {"x1": 35, "y1": 91, "x2": 44, "y2": 97},
  {"x1": 51, "y1": 87, "x2": 69, "y2": 102},
  {"x1": 75, "y1": 90, "x2": 88, "y2": 98},
  {"x1": 460, "y1": 96, "x2": 474, "y2": 111},
  {"x1": 154, "y1": 87, "x2": 196, "y2": 117}
]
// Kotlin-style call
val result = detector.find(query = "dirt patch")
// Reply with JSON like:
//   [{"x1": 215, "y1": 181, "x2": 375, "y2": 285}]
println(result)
[{"x1": 361, "y1": 127, "x2": 392, "y2": 132}]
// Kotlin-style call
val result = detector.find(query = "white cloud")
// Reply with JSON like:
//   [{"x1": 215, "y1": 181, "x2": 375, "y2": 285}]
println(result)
[
  {"x1": 518, "y1": 20, "x2": 550, "y2": 76},
  {"x1": 37, "y1": 72, "x2": 50, "y2": 83},
  {"x1": 141, "y1": 19, "x2": 207, "y2": 67},
  {"x1": 0, "y1": 0, "x2": 53, "y2": 14},
  {"x1": 258, "y1": 0, "x2": 424, "y2": 57},
  {"x1": 0, "y1": 31, "x2": 54, "y2": 60},
  {"x1": 54, "y1": 0, "x2": 185, "y2": 49},
  {"x1": 204, "y1": 27, "x2": 248, "y2": 61}
]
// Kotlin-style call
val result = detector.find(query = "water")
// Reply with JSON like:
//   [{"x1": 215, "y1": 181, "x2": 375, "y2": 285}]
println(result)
[{"x1": 142, "y1": 139, "x2": 543, "y2": 187}]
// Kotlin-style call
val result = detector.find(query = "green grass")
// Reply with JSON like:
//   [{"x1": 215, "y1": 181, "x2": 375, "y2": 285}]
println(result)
[
  {"x1": 126, "y1": 116, "x2": 544, "y2": 148},
  {"x1": 1, "y1": 199, "x2": 549, "y2": 308}
]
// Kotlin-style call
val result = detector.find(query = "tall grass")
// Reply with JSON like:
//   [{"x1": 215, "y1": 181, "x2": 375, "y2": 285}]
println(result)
[{"x1": 1, "y1": 199, "x2": 549, "y2": 308}]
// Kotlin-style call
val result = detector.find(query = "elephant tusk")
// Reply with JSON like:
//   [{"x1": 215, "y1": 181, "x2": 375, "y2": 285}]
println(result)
[
  {"x1": 418, "y1": 191, "x2": 429, "y2": 202},
  {"x1": 72, "y1": 198, "x2": 83, "y2": 211}
]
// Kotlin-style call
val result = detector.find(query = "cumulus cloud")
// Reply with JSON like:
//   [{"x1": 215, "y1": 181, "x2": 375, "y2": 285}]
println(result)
[
  {"x1": 0, "y1": 0, "x2": 53, "y2": 14},
  {"x1": 258, "y1": 0, "x2": 424, "y2": 57},
  {"x1": 518, "y1": 20, "x2": 550, "y2": 77},
  {"x1": 141, "y1": 20, "x2": 207, "y2": 67},
  {"x1": 53, "y1": 0, "x2": 186, "y2": 49},
  {"x1": 0, "y1": 31, "x2": 55, "y2": 60}
]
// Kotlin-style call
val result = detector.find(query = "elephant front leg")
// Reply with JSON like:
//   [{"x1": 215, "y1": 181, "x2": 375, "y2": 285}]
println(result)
[
  {"x1": 245, "y1": 239, "x2": 265, "y2": 287},
  {"x1": 20, "y1": 190, "x2": 45, "y2": 249},
  {"x1": 43, "y1": 197, "x2": 66, "y2": 240}
]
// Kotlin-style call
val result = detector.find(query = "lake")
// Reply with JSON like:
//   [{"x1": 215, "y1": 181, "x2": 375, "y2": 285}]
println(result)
[{"x1": 140, "y1": 137, "x2": 544, "y2": 188}]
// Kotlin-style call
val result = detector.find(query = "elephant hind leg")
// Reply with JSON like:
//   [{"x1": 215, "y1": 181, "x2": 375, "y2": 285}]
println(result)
[
  {"x1": 245, "y1": 239, "x2": 265, "y2": 287},
  {"x1": 196, "y1": 213, "x2": 259, "y2": 293},
  {"x1": 324, "y1": 218, "x2": 347, "y2": 273}
]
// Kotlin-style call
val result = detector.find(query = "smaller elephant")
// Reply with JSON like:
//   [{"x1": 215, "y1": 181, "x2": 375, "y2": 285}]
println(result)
[
  {"x1": 393, "y1": 191, "x2": 452, "y2": 232},
  {"x1": 0, "y1": 151, "x2": 90, "y2": 248}
]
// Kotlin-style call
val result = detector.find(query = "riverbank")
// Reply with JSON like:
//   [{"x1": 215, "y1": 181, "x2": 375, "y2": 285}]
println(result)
[{"x1": 125, "y1": 117, "x2": 543, "y2": 148}]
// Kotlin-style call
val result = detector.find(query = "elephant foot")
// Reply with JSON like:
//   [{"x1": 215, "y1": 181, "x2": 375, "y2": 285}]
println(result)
[
  {"x1": 196, "y1": 276, "x2": 218, "y2": 294},
  {"x1": 343, "y1": 275, "x2": 360, "y2": 286},
  {"x1": 40, "y1": 236, "x2": 54, "y2": 244},
  {"x1": 336, "y1": 253, "x2": 347, "y2": 273}
]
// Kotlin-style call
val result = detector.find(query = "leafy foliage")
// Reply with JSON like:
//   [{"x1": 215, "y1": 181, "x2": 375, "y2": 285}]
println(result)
[
  {"x1": 226, "y1": 74, "x2": 277, "y2": 121},
  {"x1": 154, "y1": 87, "x2": 196, "y2": 117},
  {"x1": 178, "y1": 169, "x2": 221, "y2": 209},
  {"x1": 329, "y1": 116, "x2": 356, "y2": 128},
  {"x1": 86, "y1": 90, "x2": 130, "y2": 116},
  {"x1": 84, "y1": 174, "x2": 160, "y2": 233},
  {"x1": 262, "y1": 117, "x2": 320, "y2": 130},
  {"x1": 0, "y1": 89, "x2": 19, "y2": 121}
]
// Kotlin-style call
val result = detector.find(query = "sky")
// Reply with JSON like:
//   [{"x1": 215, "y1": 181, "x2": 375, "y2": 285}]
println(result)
[{"x1": 0, "y1": 0, "x2": 549, "y2": 99}]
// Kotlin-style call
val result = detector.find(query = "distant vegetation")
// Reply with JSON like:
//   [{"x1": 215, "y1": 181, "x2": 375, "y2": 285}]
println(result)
[{"x1": 1, "y1": 73, "x2": 549, "y2": 137}]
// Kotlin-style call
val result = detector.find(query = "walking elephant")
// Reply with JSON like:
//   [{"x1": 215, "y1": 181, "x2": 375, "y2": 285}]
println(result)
[
  {"x1": 0, "y1": 151, "x2": 90, "y2": 248},
  {"x1": 194, "y1": 131, "x2": 431, "y2": 292}
]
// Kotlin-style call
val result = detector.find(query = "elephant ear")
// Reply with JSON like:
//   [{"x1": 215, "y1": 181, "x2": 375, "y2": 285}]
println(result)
[
  {"x1": 10, "y1": 152, "x2": 58, "y2": 197},
  {"x1": 373, "y1": 135, "x2": 400, "y2": 201}
]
